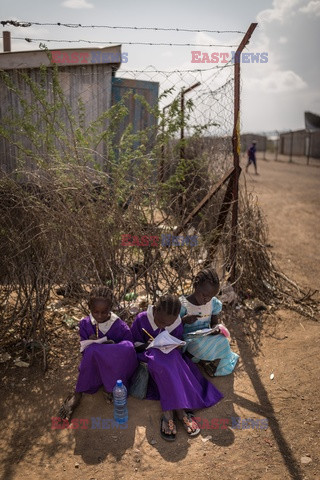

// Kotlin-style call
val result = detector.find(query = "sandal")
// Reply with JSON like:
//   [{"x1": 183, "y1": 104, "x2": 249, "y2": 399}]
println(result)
[
  {"x1": 103, "y1": 390, "x2": 113, "y2": 404},
  {"x1": 202, "y1": 360, "x2": 219, "y2": 377},
  {"x1": 179, "y1": 413, "x2": 200, "y2": 437},
  {"x1": 160, "y1": 415, "x2": 176, "y2": 442},
  {"x1": 58, "y1": 392, "x2": 81, "y2": 421}
]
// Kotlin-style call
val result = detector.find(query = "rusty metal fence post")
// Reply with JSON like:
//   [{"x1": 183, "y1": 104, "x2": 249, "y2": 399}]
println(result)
[
  {"x1": 306, "y1": 130, "x2": 311, "y2": 166},
  {"x1": 230, "y1": 22, "x2": 257, "y2": 283},
  {"x1": 289, "y1": 130, "x2": 293, "y2": 163},
  {"x1": 180, "y1": 82, "x2": 201, "y2": 159},
  {"x1": 275, "y1": 130, "x2": 279, "y2": 161}
]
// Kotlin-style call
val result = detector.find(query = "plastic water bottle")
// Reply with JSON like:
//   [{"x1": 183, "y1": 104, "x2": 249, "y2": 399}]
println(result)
[{"x1": 113, "y1": 379, "x2": 128, "y2": 424}]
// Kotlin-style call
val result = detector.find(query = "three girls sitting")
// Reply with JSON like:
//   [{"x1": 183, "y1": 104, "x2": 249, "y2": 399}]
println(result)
[{"x1": 59, "y1": 270, "x2": 237, "y2": 442}]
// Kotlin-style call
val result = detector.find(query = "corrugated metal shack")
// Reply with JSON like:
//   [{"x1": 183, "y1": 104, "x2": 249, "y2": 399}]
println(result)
[
  {"x1": 279, "y1": 130, "x2": 320, "y2": 158},
  {"x1": 0, "y1": 46, "x2": 159, "y2": 174}
]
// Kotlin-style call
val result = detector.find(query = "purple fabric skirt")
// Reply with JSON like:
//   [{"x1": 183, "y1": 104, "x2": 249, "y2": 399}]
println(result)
[
  {"x1": 138, "y1": 348, "x2": 223, "y2": 411},
  {"x1": 75, "y1": 341, "x2": 138, "y2": 394}
]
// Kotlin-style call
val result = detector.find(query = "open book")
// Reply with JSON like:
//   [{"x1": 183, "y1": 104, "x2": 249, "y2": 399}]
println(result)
[
  {"x1": 146, "y1": 330, "x2": 186, "y2": 354},
  {"x1": 185, "y1": 324, "x2": 230, "y2": 338},
  {"x1": 80, "y1": 337, "x2": 109, "y2": 353}
]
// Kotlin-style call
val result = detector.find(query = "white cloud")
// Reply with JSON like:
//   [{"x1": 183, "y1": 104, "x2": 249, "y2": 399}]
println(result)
[
  {"x1": 247, "y1": 70, "x2": 307, "y2": 93},
  {"x1": 299, "y1": 0, "x2": 320, "y2": 15},
  {"x1": 161, "y1": 51, "x2": 173, "y2": 58},
  {"x1": 61, "y1": 0, "x2": 94, "y2": 9},
  {"x1": 257, "y1": 0, "x2": 304, "y2": 25}
]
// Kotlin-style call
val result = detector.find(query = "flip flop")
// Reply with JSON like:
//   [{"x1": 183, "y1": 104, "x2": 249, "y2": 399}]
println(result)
[
  {"x1": 180, "y1": 413, "x2": 201, "y2": 437},
  {"x1": 102, "y1": 390, "x2": 113, "y2": 404},
  {"x1": 202, "y1": 360, "x2": 219, "y2": 377},
  {"x1": 160, "y1": 415, "x2": 176, "y2": 442},
  {"x1": 58, "y1": 392, "x2": 81, "y2": 422}
]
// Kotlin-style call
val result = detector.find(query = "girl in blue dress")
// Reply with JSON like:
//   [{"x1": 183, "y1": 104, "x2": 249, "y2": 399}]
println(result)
[{"x1": 180, "y1": 268, "x2": 239, "y2": 377}]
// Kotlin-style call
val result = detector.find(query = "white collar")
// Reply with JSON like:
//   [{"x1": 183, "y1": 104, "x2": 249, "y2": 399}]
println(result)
[
  {"x1": 90, "y1": 312, "x2": 119, "y2": 335},
  {"x1": 146, "y1": 305, "x2": 181, "y2": 334},
  {"x1": 180, "y1": 295, "x2": 212, "y2": 309}
]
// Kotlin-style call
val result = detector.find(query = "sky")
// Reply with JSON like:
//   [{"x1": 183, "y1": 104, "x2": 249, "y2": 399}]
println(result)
[{"x1": 0, "y1": 0, "x2": 319, "y2": 133}]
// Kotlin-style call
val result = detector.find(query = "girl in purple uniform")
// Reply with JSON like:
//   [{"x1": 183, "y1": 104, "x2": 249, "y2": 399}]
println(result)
[
  {"x1": 58, "y1": 286, "x2": 138, "y2": 420},
  {"x1": 131, "y1": 294, "x2": 223, "y2": 441}
]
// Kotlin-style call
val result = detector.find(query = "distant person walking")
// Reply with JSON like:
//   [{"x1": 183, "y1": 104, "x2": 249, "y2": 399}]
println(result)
[{"x1": 246, "y1": 141, "x2": 258, "y2": 175}]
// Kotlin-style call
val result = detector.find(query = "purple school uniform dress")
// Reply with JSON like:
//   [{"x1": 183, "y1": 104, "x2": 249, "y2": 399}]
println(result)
[
  {"x1": 131, "y1": 306, "x2": 223, "y2": 411},
  {"x1": 75, "y1": 313, "x2": 138, "y2": 394}
]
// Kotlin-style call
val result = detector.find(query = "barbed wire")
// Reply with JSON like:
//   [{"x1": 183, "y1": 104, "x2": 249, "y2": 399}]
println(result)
[
  {"x1": 1, "y1": 20, "x2": 245, "y2": 34},
  {"x1": 41, "y1": 64, "x2": 233, "y2": 75},
  {"x1": 11, "y1": 37, "x2": 238, "y2": 47}
]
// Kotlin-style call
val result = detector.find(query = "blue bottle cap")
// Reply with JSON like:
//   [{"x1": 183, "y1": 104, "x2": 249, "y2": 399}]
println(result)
[{"x1": 116, "y1": 379, "x2": 123, "y2": 387}]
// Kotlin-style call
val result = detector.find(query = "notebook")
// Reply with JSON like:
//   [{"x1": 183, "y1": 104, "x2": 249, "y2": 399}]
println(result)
[
  {"x1": 80, "y1": 337, "x2": 109, "y2": 353},
  {"x1": 146, "y1": 330, "x2": 186, "y2": 354}
]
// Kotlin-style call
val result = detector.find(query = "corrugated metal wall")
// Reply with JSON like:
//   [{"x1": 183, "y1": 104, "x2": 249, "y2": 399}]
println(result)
[
  {"x1": 0, "y1": 64, "x2": 113, "y2": 174},
  {"x1": 280, "y1": 130, "x2": 320, "y2": 158},
  {"x1": 111, "y1": 77, "x2": 159, "y2": 151}
]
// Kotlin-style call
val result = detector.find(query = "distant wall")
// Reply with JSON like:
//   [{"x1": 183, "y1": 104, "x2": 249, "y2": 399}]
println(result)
[
  {"x1": 280, "y1": 130, "x2": 320, "y2": 158},
  {"x1": 241, "y1": 134, "x2": 267, "y2": 152}
]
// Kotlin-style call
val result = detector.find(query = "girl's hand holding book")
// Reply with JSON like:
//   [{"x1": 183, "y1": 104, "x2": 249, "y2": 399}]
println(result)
[{"x1": 135, "y1": 339, "x2": 152, "y2": 353}]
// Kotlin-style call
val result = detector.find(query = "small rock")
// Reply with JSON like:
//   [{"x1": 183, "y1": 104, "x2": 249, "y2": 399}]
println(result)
[
  {"x1": 300, "y1": 456, "x2": 312, "y2": 464},
  {"x1": 14, "y1": 360, "x2": 29, "y2": 368},
  {"x1": 201, "y1": 435, "x2": 212, "y2": 443},
  {"x1": 74, "y1": 462, "x2": 80, "y2": 468},
  {"x1": 0, "y1": 353, "x2": 11, "y2": 363},
  {"x1": 270, "y1": 373, "x2": 275, "y2": 380},
  {"x1": 150, "y1": 439, "x2": 157, "y2": 445},
  {"x1": 22, "y1": 378, "x2": 27, "y2": 382}
]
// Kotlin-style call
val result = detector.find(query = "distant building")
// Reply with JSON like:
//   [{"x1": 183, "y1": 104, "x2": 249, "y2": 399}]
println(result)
[
  {"x1": 240, "y1": 134, "x2": 267, "y2": 152},
  {"x1": 279, "y1": 112, "x2": 320, "y2": 159}
]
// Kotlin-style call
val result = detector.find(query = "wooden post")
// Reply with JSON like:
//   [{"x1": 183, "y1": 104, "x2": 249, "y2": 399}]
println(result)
[
  {"x1": 230, "y1": 23, "x2": 257, "y2": 282},
  {"x1": 3, "y1": 31, "x2": 11, "y2": 52}
]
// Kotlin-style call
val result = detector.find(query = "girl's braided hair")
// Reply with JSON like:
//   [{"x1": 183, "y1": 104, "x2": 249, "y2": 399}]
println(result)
[
  {"x1": 88, "y1": 286, "x2": 113, "y2": 309},
  {"x1": 193, "y1": 268, "x2": 220, "y2": 289},
  {"x1": 154, "y1": 294, "x2": 181, "y2": 317}
]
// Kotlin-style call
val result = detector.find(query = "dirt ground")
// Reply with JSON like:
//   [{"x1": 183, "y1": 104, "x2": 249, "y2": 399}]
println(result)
[{"x1": 0, "y1": 156, "x2": 319, "y2": 480}]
